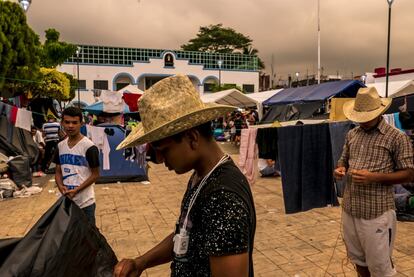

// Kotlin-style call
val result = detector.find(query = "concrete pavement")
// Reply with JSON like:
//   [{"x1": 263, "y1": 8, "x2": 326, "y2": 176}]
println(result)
[{"x1": 1, "y1": 149, "x2": 414, "y2": 276}]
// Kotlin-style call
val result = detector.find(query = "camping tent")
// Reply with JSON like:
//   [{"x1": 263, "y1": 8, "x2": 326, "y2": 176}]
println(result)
[
  {"x1": 262, "y1": 80, "x2": 365, "y2": 123},
  {"x1": 201, "y1": 88, "x2": 258, "y2": 108}
]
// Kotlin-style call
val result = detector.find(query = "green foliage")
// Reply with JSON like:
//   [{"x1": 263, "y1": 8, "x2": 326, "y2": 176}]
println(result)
[
  {"x1": 181, "y1": 24, "x2": 265, "y2": 70},
  {"x1": 242, "y1": 46, "x2": 265, "y2": 70},
  {"x1": 40, "y1": 28, "x2": 77, "y2": 68},
  {"x1": 0, "y1": 1, "x2": 41, "y2": 97},
  {"x1": 63, "y1": 72, "x2": 77, "y2": 100},
  {"x1": 181, "y1": 24, "x2": 252, "y2": 54},
  {"x1": 32, "y1": 68, "x2": 72, "y2": 101}
]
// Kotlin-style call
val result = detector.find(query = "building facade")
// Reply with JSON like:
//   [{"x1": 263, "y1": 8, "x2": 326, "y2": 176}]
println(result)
[{"x1": 59, "y1": 45, "x2": 260, "y2": 105}]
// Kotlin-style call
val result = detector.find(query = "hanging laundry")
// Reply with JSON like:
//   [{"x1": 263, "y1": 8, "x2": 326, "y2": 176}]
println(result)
[
  {"x1": 86, "y1": 125, "x2": 111, "y2": 170},
  {"x1": 8, "y1": 105, "x2": 18, "y2": 125},
  {"x1": 238, "y1": 128, "x2": 258, "y2": 185},
  {"x1": 15, "y1": 108, "x2": 32, "y2": 131},
  {"x1": 123, "y1": 93, "x2": 141, "y2": 112},
  {"x1": 277, "y1": 123, "x2": 338, "y2": 214},
  {"x1": 101, "y1": 90, "x2": 124, "y2": 113}
]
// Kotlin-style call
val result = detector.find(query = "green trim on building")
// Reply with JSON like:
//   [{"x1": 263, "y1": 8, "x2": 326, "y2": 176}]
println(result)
[{"x1": 66, "y1": 45, "x2": 258, "y2": 71}]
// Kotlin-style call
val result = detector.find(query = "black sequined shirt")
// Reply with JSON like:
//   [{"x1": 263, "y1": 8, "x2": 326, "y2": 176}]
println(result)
[{"x1": 171, "y1": 159, "x2": 256, "y2": 277}]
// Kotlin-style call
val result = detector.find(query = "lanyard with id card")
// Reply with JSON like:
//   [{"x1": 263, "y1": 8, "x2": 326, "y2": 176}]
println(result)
[{"x1": 173, "y1": 154, "x2": 229, "y2": 257}]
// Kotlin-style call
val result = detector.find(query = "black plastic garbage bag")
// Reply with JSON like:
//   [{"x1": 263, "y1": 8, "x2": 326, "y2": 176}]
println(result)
[
  {"x1": 0, "y1": 197, "x2": 118, "y2": 277},
  {"x1": 7, "y1": 156, "x2": 32, "y2": 188}
]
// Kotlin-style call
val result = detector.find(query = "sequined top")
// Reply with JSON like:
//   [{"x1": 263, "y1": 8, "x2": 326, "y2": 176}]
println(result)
[
  {"x1": 171, "y1": 159, "x2": 256, "y2": 277},
  {"x1": 338, "y1": 118, "x2": 414, "y2": 219}
]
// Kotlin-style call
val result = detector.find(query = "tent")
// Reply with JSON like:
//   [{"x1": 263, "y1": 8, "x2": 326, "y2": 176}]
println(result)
[
  {"x1": 382, "y1": 81, "x2": 414, "y2": 113},
  {"x1": 263, "y1": 80, "x2": 365, "y2": 105},
  {"x1": 247, "y1": 89, "x2": 283, "y2": 119},
  {"x1": 262, "y1": 80, "x2": 365, "y2": 123},
  {"x1": 117, "y1": 84, "x2": 144, "y2": 95},
  {"x1": 83, "y1": 101, "x2": 136, "y2": 115},
  {"x1": 367, "y1": 80, "x2": 414, "y2": 98},
  {"x1": 94, "y1": 124, "x2": 147, "y2": 183},
  {"x1": 201, "y1": 89, "x2": 258, "y2": 108},
  {"x1": 248, "y1": 89, "x2": 283, "y2": 103}
]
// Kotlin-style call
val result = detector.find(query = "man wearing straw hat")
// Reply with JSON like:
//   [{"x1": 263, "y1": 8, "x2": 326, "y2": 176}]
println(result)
[
  {"x1": 114, "y1": 75, "x2": 256, "y2": 277},
  {"x1": 334, "y1": 87, "x2": 414, "y2": 277}
]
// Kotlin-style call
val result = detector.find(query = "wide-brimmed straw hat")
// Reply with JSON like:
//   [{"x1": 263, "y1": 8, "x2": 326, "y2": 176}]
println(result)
[
  {"x1": 117, "y1": 75, "x2": 236, "y2": 149},
  {"x1": 343, "y1": 87, "x2": 392, "y2": 123}
]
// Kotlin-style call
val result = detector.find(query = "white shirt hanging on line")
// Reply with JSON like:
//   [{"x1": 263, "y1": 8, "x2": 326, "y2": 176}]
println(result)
[{"x1": 86, "y1": 125, "x2": 111, "y2": 170}]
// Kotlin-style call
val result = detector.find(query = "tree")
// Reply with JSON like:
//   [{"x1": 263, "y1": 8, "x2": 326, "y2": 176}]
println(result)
[
  {"x1": 242, "y1": 46, "x2": 265, "y2": 70},
  {"x1": 181, "y1": 24, "x2": 265, "y2": 69},
  {"x1": 31, "y1": 68, "x2": 72, "y2": 101},
  {"x1": 181, "y1": 24, "x2": 252, "y2": 54},
  {"x1": 0, "y1": 1, "x2": 41, "y2": 97},
  {"x1": 40, "y1": 28, "x2": 77, "y2": 68}
]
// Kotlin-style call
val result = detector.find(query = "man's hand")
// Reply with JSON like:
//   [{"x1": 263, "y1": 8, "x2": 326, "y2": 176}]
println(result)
[
  {"x1": 64, "y1": 188, "x2": 78, "y2": 199},
  {"x1": 58, "y1": 185, "x2": 68, "y2": 195},
  {"x1": 113, "y1": 258, "x2": 144, "y2": 277},
  {"x1": 334, "y1": 167, "x2": 346, "y2": 180},
  {"x1": 351, "y1": 169, "x2": 377, "y2": 184}
]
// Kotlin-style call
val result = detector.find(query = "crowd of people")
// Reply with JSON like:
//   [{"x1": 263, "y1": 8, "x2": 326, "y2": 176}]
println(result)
[{"x1": 23, "y1": 77, "x2": 414, "y2": 277}]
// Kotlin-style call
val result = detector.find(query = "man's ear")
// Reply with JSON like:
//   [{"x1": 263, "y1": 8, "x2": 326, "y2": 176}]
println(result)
[{"x1": 186, "y1": 129, "x2": 199, "y2": 150}]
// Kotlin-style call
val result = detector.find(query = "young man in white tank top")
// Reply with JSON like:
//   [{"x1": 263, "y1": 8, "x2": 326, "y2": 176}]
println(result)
[{"x1": 54, "y1": 107, "x2": 100, "y2": 225}]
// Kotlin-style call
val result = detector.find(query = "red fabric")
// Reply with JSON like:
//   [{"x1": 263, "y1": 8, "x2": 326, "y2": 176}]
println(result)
[
  {"x1": 123, "y1": 93, "x2": 141, "y2": 112},
  {"x1": 10, "y1": 106, "x2": 18, "y2": 125}
]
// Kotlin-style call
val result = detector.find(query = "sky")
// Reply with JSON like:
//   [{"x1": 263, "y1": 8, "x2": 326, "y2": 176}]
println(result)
[{"x1": 26, "y1": 0, "x2": 414, "y2": 81}]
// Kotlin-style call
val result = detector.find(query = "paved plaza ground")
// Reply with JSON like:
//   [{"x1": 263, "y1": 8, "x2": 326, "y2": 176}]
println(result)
[{"x1": 1, "y1": 144, "x2": 414, "y2": 276}]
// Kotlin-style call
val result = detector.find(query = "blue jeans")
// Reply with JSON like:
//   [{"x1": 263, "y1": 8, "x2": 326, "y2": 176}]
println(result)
[{"x1": 82, "y1": 203, "x2": 96, "y2": 226}]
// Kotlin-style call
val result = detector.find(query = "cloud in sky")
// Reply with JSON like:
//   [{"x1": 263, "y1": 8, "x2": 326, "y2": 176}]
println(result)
[{"x1": 27, "y1": 0, "x2": 414, "y2": 79}]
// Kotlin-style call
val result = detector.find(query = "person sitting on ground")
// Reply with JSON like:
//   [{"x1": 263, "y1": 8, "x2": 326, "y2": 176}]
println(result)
[
  {"x1": 258, "y1": 159, "x2": 280, "y2": 177},
  {"x1": 114, "y1": 75, "x2": 256, "y2": 277}
]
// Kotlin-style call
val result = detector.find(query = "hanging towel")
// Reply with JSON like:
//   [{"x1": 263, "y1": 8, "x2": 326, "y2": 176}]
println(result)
[
  {"x1": 86, "y1": 125, "x2": 111, "y2": 170},
  {"x1": 238, "y1": 128, "x2": 258, "y2": 185},
  {"x1": 15, "y1": 108, "x2": 32, "y2": 131},
  {"x1": 101, "y1": 91, "x2": 124, "y2": 113}
]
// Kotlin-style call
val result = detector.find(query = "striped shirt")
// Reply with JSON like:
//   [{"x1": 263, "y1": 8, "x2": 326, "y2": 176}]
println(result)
[
  {"x1": 42, "y1": 122, "x2": 60, "y2": 142},
  {"x1": 338, "y1": 118, "x2": 414, "y2": 219}
]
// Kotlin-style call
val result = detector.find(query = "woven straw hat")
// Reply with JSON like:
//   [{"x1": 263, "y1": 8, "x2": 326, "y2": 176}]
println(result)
[
  {"x1": 343, "y1": 87, "x2": 392, "y2": 123},
  {"x1": 117, "y1": 75, "x2": 236, "y2": 149}
]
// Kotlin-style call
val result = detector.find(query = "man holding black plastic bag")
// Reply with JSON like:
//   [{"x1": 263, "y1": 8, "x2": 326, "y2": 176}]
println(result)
[{"x1": 54, "y1": 107, "x2": 100, "y2": 225}]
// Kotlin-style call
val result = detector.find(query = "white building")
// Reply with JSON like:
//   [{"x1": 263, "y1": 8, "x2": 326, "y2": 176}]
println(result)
[{"x1": 59, "y1": 45, "x2": 260, "y2": 106}]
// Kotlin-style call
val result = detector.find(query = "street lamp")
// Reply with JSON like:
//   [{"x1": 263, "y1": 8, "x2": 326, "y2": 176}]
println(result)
[
  {"x1": 18, "y1": 0, "x2": 31, "y2": 12},
  {"x1": 217, "y1": 59, "x2": 223, "y2": 91},
  {"x1": 75, "y1": 46, "x2": 81, "y2": 108},
  {"x1": 385, "y1": 0, "x2": 394, "y2": 98},
  {"x1": 295, "y1": 72, "x2": 300, "y2": 87}
]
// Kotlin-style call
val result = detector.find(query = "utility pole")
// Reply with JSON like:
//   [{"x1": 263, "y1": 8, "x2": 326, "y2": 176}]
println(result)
[{"x1": 317, "y1": 0, "x2": 321, "y2": 84}]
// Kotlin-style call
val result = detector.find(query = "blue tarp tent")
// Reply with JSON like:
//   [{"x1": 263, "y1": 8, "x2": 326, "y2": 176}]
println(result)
[
  {"x1": 83, "y1": 101, "x2": 136, "y2": 115},
  {"x1": 261, "y1": 80, "x2": 365, "y2": 123},
  {"x1": 263, "y1": 80, "x2": 365, "y2": 106},
  {"x1": 95, "y1": 124, "x2": 147, "y2": 183}
]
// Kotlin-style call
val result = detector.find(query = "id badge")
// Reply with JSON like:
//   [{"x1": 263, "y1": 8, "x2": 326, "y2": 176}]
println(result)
[{"x1": 173, "y1": 228, "x2": 189, "y2": 256}]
